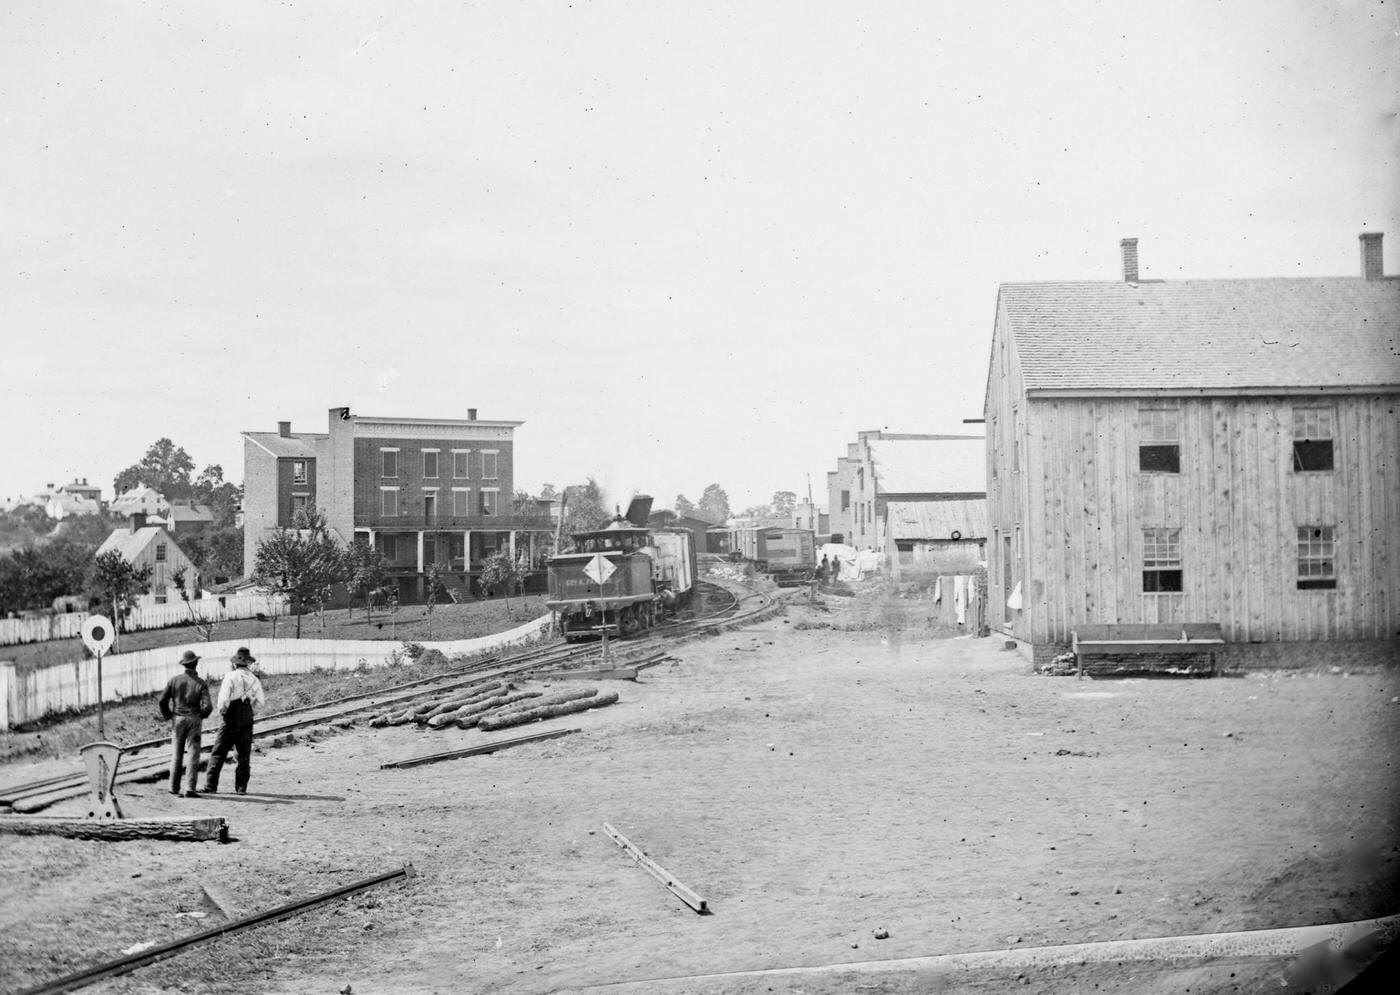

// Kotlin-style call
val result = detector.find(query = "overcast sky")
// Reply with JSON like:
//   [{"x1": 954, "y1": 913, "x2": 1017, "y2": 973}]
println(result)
[{"x1": 4, "y1": 0, "x2": 1396, "y2": 513}]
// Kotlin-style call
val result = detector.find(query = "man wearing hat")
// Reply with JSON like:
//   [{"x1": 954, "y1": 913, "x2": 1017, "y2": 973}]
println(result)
[
  {"x1": 204, "y1": 647, "x2": 266, "y2": 795},
  {"x1": 158, "y1": 650, "x2": 213, "y2": 798}
]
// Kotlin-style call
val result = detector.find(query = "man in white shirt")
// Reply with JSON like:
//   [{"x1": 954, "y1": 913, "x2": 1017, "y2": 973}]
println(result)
[{"x1": 203, "y1": 647, "x2": 266, "y2": 795}]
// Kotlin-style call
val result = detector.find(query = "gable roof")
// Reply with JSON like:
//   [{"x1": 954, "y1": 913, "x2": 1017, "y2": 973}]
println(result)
[
  {"x1": 243, "y1": 431, "x2": 324, "y2": 458},
  {"x1": 868, "y1": 437, "x2": 985, "y2": 494},
  {"x1": 885, "y1": 499, "x2": 988, "y2": 541},
  {"x1": 1000, "y1": 277, "x2": 1400, "y2": 393},
  {"x1": 110, "y1": 484, "x2": 168, "y2": 511},
  {"x1": 96, "y1": 525, "x2": 179, "y2": 562}
]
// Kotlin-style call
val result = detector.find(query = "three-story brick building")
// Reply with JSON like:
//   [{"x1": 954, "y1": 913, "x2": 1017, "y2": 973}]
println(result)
[{"x1": 243, "y1": 407, "x2": 554, "y2": 602}]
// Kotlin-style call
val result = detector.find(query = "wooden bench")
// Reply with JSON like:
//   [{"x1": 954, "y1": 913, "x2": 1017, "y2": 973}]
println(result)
[{"x1": 1071, "y1": 623, "x2": 1226, "y2": 679}]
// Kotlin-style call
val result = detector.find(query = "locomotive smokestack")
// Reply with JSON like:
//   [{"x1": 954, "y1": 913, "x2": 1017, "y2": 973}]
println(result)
[{"x1": 624, "y1": 495, "x2": 653, "y2": 527}]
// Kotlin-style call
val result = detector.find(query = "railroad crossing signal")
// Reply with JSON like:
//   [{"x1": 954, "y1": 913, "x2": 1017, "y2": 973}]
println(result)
[
  {"x1": 81, "y1": 615, "x2": 115, "y2": 657},
  {"x1": 583, "y1": 553, "x2": 616, "y2": 586}
]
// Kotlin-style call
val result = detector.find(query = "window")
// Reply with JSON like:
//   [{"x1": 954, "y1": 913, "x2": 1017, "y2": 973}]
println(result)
[
  {"x1": 453, "y1": 450, "x2": 470, "y2": 478},
  {"x1": 423, "y1": 492, "x2": 437, "y2": 522},
  {"x1": 380, "y1": 535, "x2": 397, "y2": 560},
  {"x1": 1139, "y1": 407, "x2": 1180, "y2": 473},
  {"x1": 450, "y1": 534, "x2": 466, "y2": 562},
  {"x1": 453, "y1": 488, "x2": 469, "y2": 517},
  {"x1": 292, "y1": 494, "x2": 309, "y2": 517},
  {"x1": 482, "y1": 451, "x2": 499, "y2": 480},
  {"x1": 1143, "y1": 528, "x2": 1183, "y2": 592},
  {"x1": 990, "y1": 416, "x2": 998, "y2": 477},
  {"x1": 423, "y1": 450, "x2": 439, "y2": 479},
  {"x1": 1011, "y1": 405, "x2": 1020, "y2": 472},
  {"x1": 1297, "y1": 526, "x2": 1337, "y2": 590},
  {"x1": 292, "y1": 461, "x2": 308, "y2": 485},
  {"x1": 155, "y1": 543, "x2": 167, "y2": 562},
  {"x1": 1293, "y1": 406, "x2": 1334, "y2": 472},
  {"x1": 841, "y1": 490, "x2": 850, "y2": 511},
  {"x1": 381, "y1": 488, "x2": 399, "y2": 517},
  {"x1": 480, "y1": 489, "x2": 498, "y2": 516},
  {"x1": 381, "y1": 449, "x2": 399, "y2": 478}
]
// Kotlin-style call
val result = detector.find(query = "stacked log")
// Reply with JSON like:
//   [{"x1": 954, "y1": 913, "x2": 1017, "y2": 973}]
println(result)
[
  {"x1": 368, "y1": 681, "x2": 505, "y2": 727},
  {"x1": 427, "y1": 690, "x2": 545, "y2": 730},
  {"x1": 477, "y1": 689, "x2": 619, "y2": 731},
  {"x1": 416, "y1": 683, "x2": 510, "y2": 724}
]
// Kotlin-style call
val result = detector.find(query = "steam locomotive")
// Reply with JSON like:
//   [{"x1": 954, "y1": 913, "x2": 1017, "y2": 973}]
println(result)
[{"x1": 545, "y1": 496, "x2": 697, "y2": 641}]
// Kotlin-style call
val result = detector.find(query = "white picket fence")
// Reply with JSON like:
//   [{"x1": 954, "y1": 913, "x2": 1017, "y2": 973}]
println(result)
[
  {"x1": 0, "y1": 613, "x2": 553, "y2": 730},
  {"x1": 0, "y1": 593, "x2": 285, "y2": 647}
]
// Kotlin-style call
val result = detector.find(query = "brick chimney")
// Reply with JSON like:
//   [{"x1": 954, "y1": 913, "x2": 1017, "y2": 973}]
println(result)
[
  {"x1": 278, "y1": 420, "x2": 292, "y2": 438},
  {"x1": 467, "y1": 408, "x2": 478, "y2": 421},
  {"x1": 1360, "y1": 232, "x2": 1384, "y2": 280},
  {"x1": 130, "y1": 512, "x2": 147, "y2": 531},
  {"x1": 1120, "y1": 238, "x2": 1139, "y2": 282}
]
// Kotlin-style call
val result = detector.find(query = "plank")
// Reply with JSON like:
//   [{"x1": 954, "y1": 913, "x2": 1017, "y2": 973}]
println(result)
[
  {"x1": 602, "y1": 822, "x2": 710, "y2": 914},
  {"x1": 379, "y1": 727, "x2": 580, "y2": 769}
]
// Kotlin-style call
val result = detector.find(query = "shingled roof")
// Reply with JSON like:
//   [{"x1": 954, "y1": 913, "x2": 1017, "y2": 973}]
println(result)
[{"x1": 999, "y1": 277, "x2": 1400, "y2": 393}]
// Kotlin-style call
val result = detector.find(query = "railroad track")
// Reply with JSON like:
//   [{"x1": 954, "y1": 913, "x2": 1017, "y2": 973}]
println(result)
[{"x1": 0, "y1": 575, "x2": 775, "y2": 814}]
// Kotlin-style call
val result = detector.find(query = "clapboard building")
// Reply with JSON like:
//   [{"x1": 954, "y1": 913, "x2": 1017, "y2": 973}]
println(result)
[
  {"x1": 985, "y1": 233, "x2": 1400, "y2": 666},
  {"x1": 243, "y1": 407, "x2": 554, "y2": 602}
]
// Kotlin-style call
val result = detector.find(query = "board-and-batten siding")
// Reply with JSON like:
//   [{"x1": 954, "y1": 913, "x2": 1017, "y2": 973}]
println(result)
[{"x1": 1022, "y1": 395, "x2": 1400, "y2": 646}]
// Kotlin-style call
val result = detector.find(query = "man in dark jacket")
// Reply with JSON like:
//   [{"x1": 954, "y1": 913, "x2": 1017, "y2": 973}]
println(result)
[{"x1": 158, "y1": 650, "x2": 212, "y2": 798}]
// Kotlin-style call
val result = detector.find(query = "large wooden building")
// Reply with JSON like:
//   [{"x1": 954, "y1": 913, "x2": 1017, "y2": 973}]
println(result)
[{"x1": 985, "y1": 233, "x2": 1400, "y2": 666}]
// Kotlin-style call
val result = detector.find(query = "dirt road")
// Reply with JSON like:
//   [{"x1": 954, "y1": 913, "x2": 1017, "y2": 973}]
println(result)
[{"x1": 1, "y1": 585, "x2": 1396, "y2": 994}]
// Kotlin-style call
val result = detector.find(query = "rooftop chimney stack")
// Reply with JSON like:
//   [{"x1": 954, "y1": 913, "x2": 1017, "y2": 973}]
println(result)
[
  {"x1": 1120, "y1": 238, "x2": 1139, "y2": 282},
  {"x1": 467, "y1": 408, "x2": 478, "y2": 421},
  {"x1": 278, "y1": 421, "x2": 291, "y2": 438},
  {"x1": 1360, "y1": 232, "x2": 1384, "y2": 280},
  {"x1": 130, "y1": 512, "x2": 147, "y2": 531}
]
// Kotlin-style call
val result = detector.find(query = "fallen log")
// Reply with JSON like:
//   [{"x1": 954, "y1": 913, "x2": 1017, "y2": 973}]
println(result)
[
  {"x1": 477, "y1": 690, "x2": 619, "y2": 731},
  {"x1": 0, "y1": 816, "x2": 228, "y2": 843},
  {"x1": 427, "y1": 690, "x2": 543, "y2": 729},
  {"x1": 380, "y1": 728, "x2": 581, "y2": 769},
  {"x1": 416, "y1": 682, "x2": 506, "y2": 722}
]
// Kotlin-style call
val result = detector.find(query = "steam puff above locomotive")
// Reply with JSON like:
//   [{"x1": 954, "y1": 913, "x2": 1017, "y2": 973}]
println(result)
[{"x1": 546, "y1": 495, "x2": 697, "y2": 642}]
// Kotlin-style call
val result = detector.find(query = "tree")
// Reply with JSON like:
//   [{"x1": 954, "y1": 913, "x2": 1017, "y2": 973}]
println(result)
[
  {"x1": 560, "y1": 478, "x2": 610, "y2": 549},
  {"x1": 88, "y1": 550, "x2": 153, "y2": 643},
  {"x1": 251, "y1": 508, "x2": 344, "y2": 638},
  {"x1": 113, "y1": 438, "x2": 196, "y2": 500},
  {"x1": 771, "y1": 491, "x2": 797, "y2": 519},
  {"x1": 423, "y1": 561, "x2": 448, "y2": 637},
  {"x1": 171, "y1": 566, "x2": 216, "y2": 641},
  {"x1": 697, "y1": 484, "x2": 731, "y2": 525},
  {"x1": 344, "y1": 538, "x2": 387, "y2": 623},
  {"x1": 192, "y1": 465, "x2": 243, "y2": 529},
  {"x1": 675, "y1": 494, "x2": 697, "y2": 518},
  {"x1": 481, "y1": 549, "x2": 529, "y2": 615}
]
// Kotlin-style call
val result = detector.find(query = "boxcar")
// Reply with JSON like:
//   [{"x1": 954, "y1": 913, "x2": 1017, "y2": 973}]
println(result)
[{"x1": 761, "y1": 528, "x2": 816, "y2": 585}]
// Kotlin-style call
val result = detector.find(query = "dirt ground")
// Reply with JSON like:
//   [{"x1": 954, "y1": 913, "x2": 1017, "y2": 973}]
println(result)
[{"x1": 1, "y1": 582, "x2": 1397, "y2": 995}]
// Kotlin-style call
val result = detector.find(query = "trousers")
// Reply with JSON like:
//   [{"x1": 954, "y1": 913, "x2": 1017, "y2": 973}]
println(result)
[
  {"x1": 169, "y1": 715, "x2": 203, "y2": 794},
  {"x1": 205, "y1": 700, "x2": 254, "y2": 793}
]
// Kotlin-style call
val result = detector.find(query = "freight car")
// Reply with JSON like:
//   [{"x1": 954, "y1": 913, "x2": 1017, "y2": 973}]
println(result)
[
  {"x1": 723, "y1": 525, "x2": 816, "y2": 585},
  {"x1": 546, "y1": 496, "x2": 697, "y2": 641}
]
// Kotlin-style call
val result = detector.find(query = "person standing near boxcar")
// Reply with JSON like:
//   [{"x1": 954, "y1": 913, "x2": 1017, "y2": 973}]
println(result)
[
  {"x1": 204, "y1": 647, "x2": 266, "y2": 795},
  {"x1": 819, "y1": 554, "x2": 830, "y2": 586},
  {"x1": 158, "y1": 650, "x2": 212, "y2": 798}
]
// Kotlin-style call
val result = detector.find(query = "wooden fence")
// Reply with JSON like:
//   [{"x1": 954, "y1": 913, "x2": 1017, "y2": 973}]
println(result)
[
  {"x1": 0, "y1": 614, "x2": 552, "y2": 730},
  {"x1": 0, "y1": 593, "x2": 285, "y2": 647}
]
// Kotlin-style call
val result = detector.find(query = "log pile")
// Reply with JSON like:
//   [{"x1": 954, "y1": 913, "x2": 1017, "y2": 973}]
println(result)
[
  {"x1": 427, "y1": 690, "x2": 544, "y2": 729},
  {"x1": 369, "y1": 682, "x2": 505, "y2": 727},
  {"x1": 478, "y1": 689, "x2": 619, "y2": 731}
]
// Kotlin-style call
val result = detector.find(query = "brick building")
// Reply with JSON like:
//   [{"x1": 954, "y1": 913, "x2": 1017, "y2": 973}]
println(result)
[
  {"x1": 242, "y1": 407, "x2": 554, "y2": 602},
  {"x1": 984, "y1": 233, "x2": 1400, "y2": 667}
]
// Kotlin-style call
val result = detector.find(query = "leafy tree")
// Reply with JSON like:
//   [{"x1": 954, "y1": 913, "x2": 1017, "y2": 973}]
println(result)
[
  {"x1": 559, "y1": 478, "x2": 610, "y2": 549},
  {"x1": 251, "y1": 507, "x2": 344, "y2": 638},
  {"x1": 113, "y1": 438, "x2": 196, "y2": 500},
  {"x1": 674, "y1": 494, "x2": 696, "y2": 518},
  {"x1": 423, "y1": 561, "x2": 448, "y2": 637},
  {"x1": 481, "y1": 549, "x2": 529, "y2": 615},
  {"x1": 171, "y1": 566, "x2": 216, "y2": 641},
  {"x1": 771, "y1": 491, "x2": 797, "y2": 519},
  {"x1": 697, "y1": 484, "x2": 731, "y2": 525},
  {"x1": 344, "y1": 538, "x2": 387, "y2": 623},
  {"x1": 180, "y1": 525, "x2": 244, "y2": 580},
  {"x1": 88, "y1": 549, "x2": 153, "y2": 644},
  {"x1": 0, "y1": 506, "x2": 57, "y2": 551},
  {"x1": 192, "y1": 465, "x2": 243, "y2": 528}
]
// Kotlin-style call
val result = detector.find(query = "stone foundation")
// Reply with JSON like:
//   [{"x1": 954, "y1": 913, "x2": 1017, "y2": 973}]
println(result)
[{"x1": 1031, "y1": 639, "x2": 1400, "y2": 673}]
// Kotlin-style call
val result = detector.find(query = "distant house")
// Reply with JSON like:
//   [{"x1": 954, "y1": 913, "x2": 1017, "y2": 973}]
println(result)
[
  {"x1": 984, "y1": 233, "x2": 1400, "y2": 668},
  {"x1": 95, "y1": 515, "x2": 199, "y2": 608},
  {"x1": 110, "y1": 484, "x2": 169, "y2": 519},
  {"x1": 45, "y1": 494, "x2": 101, "y2": 520},
  {"x1": 163, "y1": 501, "x2": 215, "y2": 535},
  {"x1": 885, "y1": 499, "x2": 986, "y2": 573},
  {"x1": 791, "y1": 499, "x2": 828, "y2": 538},
  {"x1": 825, "y1": 431, "x2": 986, "y2": 557},
  {"x1": 60, "y1": 478, "x2": 103, "y2": 505}
]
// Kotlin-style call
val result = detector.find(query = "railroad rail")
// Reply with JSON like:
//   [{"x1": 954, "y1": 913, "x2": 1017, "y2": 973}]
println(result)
[{"x1": 0, "y1": 574, "x2": 775, "y2": 814}]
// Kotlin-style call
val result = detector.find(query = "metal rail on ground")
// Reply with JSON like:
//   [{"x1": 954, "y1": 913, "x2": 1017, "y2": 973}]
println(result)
[
  {"x1": 15, "y1": 865, "x2": 415, "y2": 995},
  {"x1": 602, "y1": 821, "x2": 711, "y2": 914},
  {"x1": 379, "y1": 727, "x2": 581, "y2": 769}
]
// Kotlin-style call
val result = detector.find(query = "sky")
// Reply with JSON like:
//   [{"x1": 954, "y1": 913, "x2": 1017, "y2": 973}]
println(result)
[{"x1": 3, "y1": 0, "x2": 1397, "y2": 513}]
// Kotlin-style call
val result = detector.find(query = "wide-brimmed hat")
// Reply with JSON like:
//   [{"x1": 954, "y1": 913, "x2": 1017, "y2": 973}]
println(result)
[
  {"x1": 231, "y1": 647, "x2": 257, "y2": 667},
  {"x1": 178, "y1": 650, "x2": 200, "y2": 668}
]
